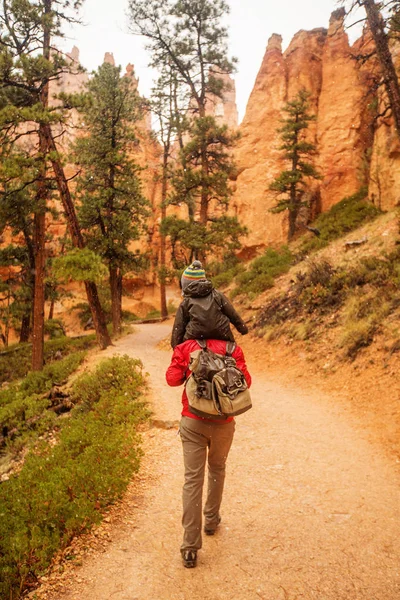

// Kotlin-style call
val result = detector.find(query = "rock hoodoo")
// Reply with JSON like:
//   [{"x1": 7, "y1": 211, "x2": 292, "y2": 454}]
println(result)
[{"x1": 232, "y1": 9, "x2": 400, "y2": 249}]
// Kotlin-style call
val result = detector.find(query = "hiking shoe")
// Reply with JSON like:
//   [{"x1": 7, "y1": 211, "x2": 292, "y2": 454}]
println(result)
[
  {"x1": 204, "y1": 516, "x2": 221, "y2": 536},
  {"x1": 181, "y1": 549, "x2": 197, "y2": 568}
]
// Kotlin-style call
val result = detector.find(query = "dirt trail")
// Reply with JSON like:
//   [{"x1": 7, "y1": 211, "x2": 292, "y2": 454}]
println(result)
[{"x1": 44, "y1": 323, "x2": 400, "y2": 600}]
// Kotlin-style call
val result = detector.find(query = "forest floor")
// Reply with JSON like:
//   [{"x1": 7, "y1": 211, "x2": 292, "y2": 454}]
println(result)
[{"x1": 29, "y1": 321, "x2": 400, "y2": 600}]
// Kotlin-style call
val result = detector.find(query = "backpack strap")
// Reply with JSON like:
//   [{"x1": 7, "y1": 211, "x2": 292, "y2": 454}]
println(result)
[
  {"x1": 196, "y1": 339, "x2": 207, "y2": 349},
  {"x1": 226, "y1": 341, "x2": 236, "y2": 356}
]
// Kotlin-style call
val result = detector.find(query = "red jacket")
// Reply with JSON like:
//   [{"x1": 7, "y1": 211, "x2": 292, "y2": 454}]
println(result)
[{"x1": 165, "y1": 339, "x2": 252, "y2": 422}]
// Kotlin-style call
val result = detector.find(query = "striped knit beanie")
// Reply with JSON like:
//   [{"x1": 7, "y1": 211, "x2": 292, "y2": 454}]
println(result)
[{"x1": 181, "y1": 260, "x2": 206, "y2": 291}]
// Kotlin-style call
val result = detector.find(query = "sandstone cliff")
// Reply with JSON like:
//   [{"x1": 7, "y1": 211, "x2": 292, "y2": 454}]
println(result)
[
  {"x1": 316, "y1": 10, "x2": 372, "y2": 211},
  {"x1": 232, "y1": 8, "x2": 400, "y2": 249},
  {"x1": 232, "y1": 28, "x2": 327, "y2": 249}
]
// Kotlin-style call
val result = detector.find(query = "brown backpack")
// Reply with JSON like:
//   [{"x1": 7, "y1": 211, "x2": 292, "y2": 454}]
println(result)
[{"x1": 185, "y1": 340, "x2": 252, "y2": 419}]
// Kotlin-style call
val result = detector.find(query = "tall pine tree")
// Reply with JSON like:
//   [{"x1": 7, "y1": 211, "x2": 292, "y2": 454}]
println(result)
[
  {"x1": 343, "y1": 1, "x2": 400, "y2": 139},
  {"x1": 72, "y1": 63, "x2": 148, "y2": 335},
  {"x1": 270, "y1": 89, "x2": 321, "y2": 241},
  {"x1": 0, "y1": 0, "x2": 112, "y2": 363},
  {"x1": 129, "y1": 0, "x2": 246, "y2": 265},
  {"x1": 150, "y1": 66, "x2": 183, "y2": 317}
]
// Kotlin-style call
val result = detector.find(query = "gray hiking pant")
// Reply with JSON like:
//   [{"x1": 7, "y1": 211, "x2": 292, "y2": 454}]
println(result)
[{"x1": 179, "y1": 415, "x2": 235, "y2": 551}]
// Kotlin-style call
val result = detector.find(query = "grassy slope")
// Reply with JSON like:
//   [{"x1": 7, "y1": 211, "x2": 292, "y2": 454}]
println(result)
[{"x1": 233, "y1": 211, "x2": 400, "y2": 459}]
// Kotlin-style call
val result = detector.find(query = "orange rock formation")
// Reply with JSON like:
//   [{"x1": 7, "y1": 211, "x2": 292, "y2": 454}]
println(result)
[{"x1": 232, "y1": 8, "x2": 400, "y2": 249}]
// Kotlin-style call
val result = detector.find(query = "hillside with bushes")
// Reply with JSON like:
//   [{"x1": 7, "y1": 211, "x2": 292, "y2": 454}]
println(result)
[{"x1": 213, "y1": 192, "x2": 400, "y2": 457}]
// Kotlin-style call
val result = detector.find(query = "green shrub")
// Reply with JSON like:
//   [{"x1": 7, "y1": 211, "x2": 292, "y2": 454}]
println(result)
[
  {"x1": 231, "y1": 246, "x2": 293, "y2": 298},
  {"x1": 0, "y1": 355, "x2": 148, "y2": 599},
  {"x1": 287, "y1": 320, "x2": 314, "y2": 341},
  {"x1": 0, "y1": 352, "x2": 87, "y2": 452},
  {"x1": 167, "y1": 300, "x2": 177, "y2": 315},
  {"x1": 212, "y1": 265, "x2": 245, "y2": 290},
  {"x1": 45, "y1": 334, "x2": 97, "y2": 357},
  {"x1": 0, "y1": 335, "x2": 96, "y2": 386},
  {"x1": 73, "y1": 301, "x2": 93, "y2": 326},
  {"x1": 145, "y1": 309, "x2": 161, "y2": 319},
  {"x1": 300, "y1": 188, "x2": 381, "y2": 254},
  {"x1": 44, "y1": 319, "x2": 66, "y2": 339},
  {"x1": 121, "y1": 309, "x2": 139, "y2": 322},
  {"x1": 70, "y1": 354, "x2": 146, "y2": 412},
  {"x1": 0, "y1": 343, "x2": 31, "y2": 384},
  {"x1": 295, "y1": 259, "x2": 352, "y2": 312},
  {"x1": 20, "y1": 352, "x2": 86, "y2": 395},
  {"x1": 262, "y1": 324, "x2": 287, "y2": 341},
  {"x1": 338, "y1": 288, "x2": 394, "y2": 358},
  {"x1": 208, "y1": 257, "x2": 245, "y2": 290},
  {"x1": 338, "y1": 319, "x2": 375, "y2": 357}
]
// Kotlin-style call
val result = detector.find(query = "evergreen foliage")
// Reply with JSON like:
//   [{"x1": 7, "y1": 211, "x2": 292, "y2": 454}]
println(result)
[
  {"x1": 270, "y1": 89, "x2": 321, "y2": 240},
  {"x1": 0, "y1": 147, "x2": 44, "y2": 344},
  {"x1": 231, "y1": 246, "x2": 293, "y2": 299},
  {"x1": 0, "y1": 351, "x2": 87, "y2": 450},
  {"x1": 129, "y1": 0, "x2": 246, "y2": 265},
  {"x1": 160, "y1": 214, "x2": 246, "y2": 268},
  {"x1": 299, "y1": 188, "x2": 382, "y2": 254},
  {"x1": 343, "y1": 1, "x2": 400, "y2": 139},
  {"x1": 72, "y1": 62, "x2": 149, "y2": 334},
  {"x1": 0, "y1": 0, "x2": 85, "y2": 367},
  {"x1": 0, "y1": 355, "x2": 148, "y2": 599},
  {"x1": 150, "y1": 65, "x2": 187, "y2": 315},
  {"x1": 169, "y1": 117, "x2": 239, "y2": 210},
  {"x1": 0, "y1": 334, "x2": 97, "y2": 386},
  {"x1": 52, "y1": 248, "x2": 108, "y2": 283}
]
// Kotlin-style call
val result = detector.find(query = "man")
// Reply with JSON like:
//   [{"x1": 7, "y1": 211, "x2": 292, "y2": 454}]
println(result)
[
  {"x1": 166, "y1": 338, "x2": 252, "y2": 568},
  {"x1": 171, "y1": 260, "x2": 248, "y2": 349}
]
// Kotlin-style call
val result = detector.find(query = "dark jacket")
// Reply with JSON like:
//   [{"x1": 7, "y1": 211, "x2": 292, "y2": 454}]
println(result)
[{"x1": 171, "y1": 280, "x2": 249, "y2": 349}]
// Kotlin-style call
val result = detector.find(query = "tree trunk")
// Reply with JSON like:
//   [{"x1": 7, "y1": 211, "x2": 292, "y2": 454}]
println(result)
[
  {"x1": 199, "y1": 109, "x2": 208, "y2": 226},
  {"x1": 31, "y1": 0, "x2": 52, "y2": 371},
  {"x1": 83, "y1": 281, "x2": 111, "y2": 349},
  {"x1": 198, "y1": 136, "x2": 208, "y2": 263},
  {"x1": 43, "y1": 125, "x2": 112, "y2": 349},
  {"x1": 172, "y1": 81, "x2": 194, "y2": 223},
  {"x1": 287, "y1": 122, "x2": 299, "y2": 242},
  {"x1": 160, "y1": 146, "x2": 169, "y2": 319},
  {"x1": 109, "y1": 265, "x2": 122, "y2": 335},
  {"x1": 21, "y1": 224, "x2": 35, "y2": 343},
  {"x1": 19, "y1": 313, "x2": 31, "y2": 343},
  {"x1": 3, "y1": 286, "x2": 11, "y2": 348},
  {"x1": 48, "y1": 298, "x2": 55, "y2": 320},
  {"x1": 364, "y1": 0, "x2": 400, "y2": 137},
  {"x1": 31, "y1": 191, "x2": 46, "y2": 370},
  {"x1": 288, "y1": 203, "x2": 297, "y2": 241}
]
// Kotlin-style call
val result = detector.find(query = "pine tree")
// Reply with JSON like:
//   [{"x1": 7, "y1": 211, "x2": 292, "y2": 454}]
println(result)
[
  {"x1": 72, "y1": 63, "x2": 149, "y2": 335},
  {"x1": 269, "y1": 89, "x2": 322, "y2": 241},
  {"x1": 129, "y1": 0, "x2": 246, "y2": 264},
  {"x1": 0, "y1": 147, "x2": 37, "y2": 342},
  {"x1": 150, "y1": 67, "x2": 182, "y2": 317},
  {"x1": 343, "y1": 1, "x2": 400, "y2": 139},
  {"x1": 169, "y1": 116, "x2": 240, "y2": 220},
  {"x1": 0, "y1": 0, "x2": 112, "y2": 363}
]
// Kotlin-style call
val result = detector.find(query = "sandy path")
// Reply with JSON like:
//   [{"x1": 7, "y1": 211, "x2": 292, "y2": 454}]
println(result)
[{"x1": 45, "y1": 323, "x2": 400, "y2": 600}]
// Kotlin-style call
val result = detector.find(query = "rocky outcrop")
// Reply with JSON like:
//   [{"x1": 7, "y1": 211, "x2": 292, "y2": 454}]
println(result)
[
  {"x1": 368, "y1": 44, "x2": 400, "y2": 210},
  {"x1": 316, "y1": 9, "x2": 372, "y2": 211},
  {"x1": 231, "y1": 34, "x2": 287, "y2": 250},
  {"x1": 231, "y1": 8, "x2": 400, "y2": 249},
  {"x1": 232, "y1": 28, "x2": 327, "y2": 249}
]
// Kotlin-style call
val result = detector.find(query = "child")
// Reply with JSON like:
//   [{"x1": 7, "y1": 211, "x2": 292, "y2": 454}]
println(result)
[{"x1": 171, "y1": 260, "x2": 249, "y2": 349}]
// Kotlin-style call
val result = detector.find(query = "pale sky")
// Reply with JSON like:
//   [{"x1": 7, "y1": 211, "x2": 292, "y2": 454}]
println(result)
[{"x1": 60, "y1": 0, "x2": 363, "y2": 123}]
